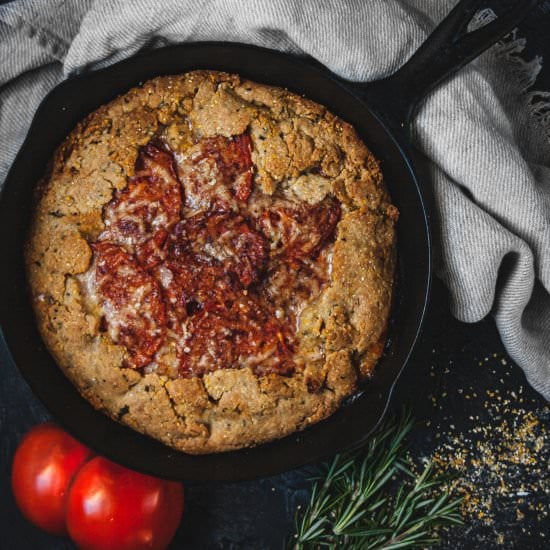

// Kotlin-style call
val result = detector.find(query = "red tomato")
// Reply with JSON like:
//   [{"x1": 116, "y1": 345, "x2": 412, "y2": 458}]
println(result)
[
  {"x1": 11, "y1": 423, "x2": 92, "y2": 535},
  {"x1": 66, "y1": 457, "x2": 184, "y2": 550}
]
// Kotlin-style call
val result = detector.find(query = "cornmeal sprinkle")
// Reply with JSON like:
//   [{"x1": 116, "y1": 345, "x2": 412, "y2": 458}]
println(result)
[{"x1": 413, "y1": 353, "x2": 549, "y2": 547}]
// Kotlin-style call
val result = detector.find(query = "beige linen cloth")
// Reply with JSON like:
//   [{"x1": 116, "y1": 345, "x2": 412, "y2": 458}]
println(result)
[{"x1": 1, "y1": 0, "x2": 549, "y2": 399}]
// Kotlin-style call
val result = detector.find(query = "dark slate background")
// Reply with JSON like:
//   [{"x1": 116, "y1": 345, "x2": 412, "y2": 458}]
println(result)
[{"x1": 1, "y1": 1, "x2": 549, "y2": 549}]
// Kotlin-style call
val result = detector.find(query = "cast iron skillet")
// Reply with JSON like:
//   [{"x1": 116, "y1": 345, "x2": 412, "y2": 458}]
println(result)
[{"x1": 0, "y1": 0, "x2": 538, "y2": 481}]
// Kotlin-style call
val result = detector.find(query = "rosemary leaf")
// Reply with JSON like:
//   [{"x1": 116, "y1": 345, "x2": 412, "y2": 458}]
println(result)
[{"x1": 291, "y1": 413, "x2": 462, "y2": 549}]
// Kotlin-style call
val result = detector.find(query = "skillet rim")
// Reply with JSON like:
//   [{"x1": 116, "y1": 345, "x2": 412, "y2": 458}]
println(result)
[{"x1": 0, "y1": 41, "x2": 431, "y2": 482}]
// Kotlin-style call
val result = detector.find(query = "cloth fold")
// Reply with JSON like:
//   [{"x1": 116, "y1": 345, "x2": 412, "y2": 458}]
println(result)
[{"x1": 1, "y1": 0, "x2": 549, "y2": 399}]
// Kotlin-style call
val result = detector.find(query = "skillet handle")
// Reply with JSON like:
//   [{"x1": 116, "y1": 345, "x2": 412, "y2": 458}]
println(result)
[{"x1": 358, "y1": 0, "x2": 540, "y2": 135}]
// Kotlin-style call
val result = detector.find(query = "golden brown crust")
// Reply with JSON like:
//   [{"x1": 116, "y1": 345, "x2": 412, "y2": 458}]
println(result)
[{"x1": 26, "y1": 70, "x2": 397, "y2": 454}]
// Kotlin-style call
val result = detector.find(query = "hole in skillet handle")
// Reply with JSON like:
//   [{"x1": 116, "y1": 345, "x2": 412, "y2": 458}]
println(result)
[{"x1": 349, "y1": 0, "x2": 541, "y2": 138}]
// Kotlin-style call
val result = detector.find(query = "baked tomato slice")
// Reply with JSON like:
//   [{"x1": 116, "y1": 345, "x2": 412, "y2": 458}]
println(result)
[
  {"x1": 257, "y1": 197, "x2": 341, "y2": 261},
  {"x1": 92, "y1": 242, "x2": 167, "y2": 368},
  {"x1": 176, "y1": 133, "x2": 253, "y2": 211},
  {"x1": 179, "y1": 295, "x2": 295, "y2": 377},
  {"x1": 156, "y1": 211, "x2": 268, "y2": 322},
  {"x1": 101, "y1": 141, "x2": 182, "y2": 268},
  {"x1": 173, "y1": 211, "x2": 268, "y2": 286}
]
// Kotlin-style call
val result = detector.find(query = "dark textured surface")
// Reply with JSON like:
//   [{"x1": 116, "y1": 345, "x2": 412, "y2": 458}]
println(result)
[{"x1": 1, "y1": 2, "x2": 550, "y2": 549}]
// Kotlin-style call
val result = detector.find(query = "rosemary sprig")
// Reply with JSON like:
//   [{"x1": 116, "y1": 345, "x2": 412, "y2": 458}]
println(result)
[{"x1": 291, "y1": 414, "x2": 463, "y2": 549}]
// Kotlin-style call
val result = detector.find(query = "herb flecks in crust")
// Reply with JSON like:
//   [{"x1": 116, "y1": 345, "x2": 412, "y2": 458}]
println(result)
[{"x1": 26, "y1": 71, "x2": 397, "y2": 453}]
